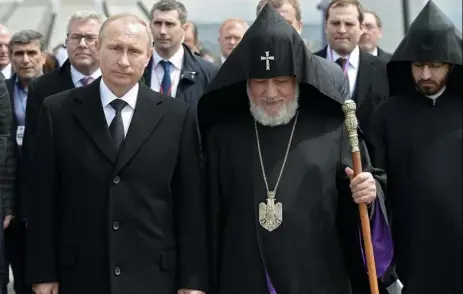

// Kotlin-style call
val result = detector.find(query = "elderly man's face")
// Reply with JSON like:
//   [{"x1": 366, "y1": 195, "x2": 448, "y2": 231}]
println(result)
[
  {"x1": 247, "y1": 76, "x2": 299, "y2": 126},
  {"x1": 359, "y1": 12, "x2": 382, "y2": 53},
  {"x1": 218, "y1": 22, "x2": 247, "y2": 58},
  {"x1": 66, "y1": 19, "x2": 101, "y2": 74},
  {"x1": 411, "y1": 62, "x2": 451, "y2": 96}
]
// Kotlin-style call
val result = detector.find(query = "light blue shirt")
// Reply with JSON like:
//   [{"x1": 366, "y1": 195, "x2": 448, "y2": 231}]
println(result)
[{"x1": 14, "y1": 78, "x2": 28, "y2": 126}]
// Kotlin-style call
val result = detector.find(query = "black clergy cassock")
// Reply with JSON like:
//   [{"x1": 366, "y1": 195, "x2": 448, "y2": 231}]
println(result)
[
  {"x1": 199, "y1": 4, "x2": 388, "y2": 294},
  {"x1": 370, "y1": 1, "x2": 462, "y2": 293}
]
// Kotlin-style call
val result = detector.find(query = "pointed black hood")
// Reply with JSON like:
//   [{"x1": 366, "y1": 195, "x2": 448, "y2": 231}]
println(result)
[
  {"x1": 197, "y1": 3, "x2": 344, "y2": 132},
  {"x1": 387, "y1": 0, "x2": 462, "y2": 96}
]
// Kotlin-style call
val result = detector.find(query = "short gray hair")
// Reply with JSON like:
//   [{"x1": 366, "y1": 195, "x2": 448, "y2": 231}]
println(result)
[
  {"x1": 66, "y1": 11, "x2": 105, "y2": 34},
  {"x1": 150, "y1": 0, "x2": 188, "y2": 25},
  {"x1": 8, "y1": 30, "x2": 45, "y2": 52},
  {"x1": 99, "y1": 14, "x2": 153, "y2": 50}
]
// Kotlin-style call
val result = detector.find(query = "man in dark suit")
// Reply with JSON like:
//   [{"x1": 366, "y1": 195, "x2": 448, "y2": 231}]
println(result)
[
  {"x1": 0, "y1": 68, "x2": 16, "y2": 294},
  {"x1": 20, "y1": 11, "x2": 104, "y2": 219},
  {"x1": 359, "y1": 9, "x2": 393, "y2": 62},
  {"x1": 143, "y1": 0, "x2": 217, "y2": 105},
  {"x1": 3, "y1": 29, "x2": 45, "y2": 294},
  {"x1": 314, "y1": 1, "x2": 393, "y2": 293},
  {"x1": 314, "y1": 0, "x2": 389, "y2": 138},
  {"x1": 26, "y1": 14, "x2": 207, "y2": 294}
]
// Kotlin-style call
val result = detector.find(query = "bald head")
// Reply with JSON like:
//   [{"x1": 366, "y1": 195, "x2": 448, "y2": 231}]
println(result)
[
  {"x1": 0, "y1": 24, "x2": 10, "y2": 35},
  {"x1": 219, "y1": 18, "x2": 248, "y2": 34},
  {"x1": 218, "y1": 18, "x2": 248, "y2": 58},
  {"x1": 0, "y1": 24, "x2": 11, "y2": 68},
  {"x1": 99, "y1": 14, "x2": 153, "y2": 50}
]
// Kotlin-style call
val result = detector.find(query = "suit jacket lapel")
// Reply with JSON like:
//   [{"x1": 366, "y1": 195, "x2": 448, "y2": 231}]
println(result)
[
  {"x1": 352, "y1": 51, "x2": 372, "y2": 107},
  {"x1": 142, "y1": 57, "x2": 153, "y2": 88},
  {"x1": 72, "y1": 78, "x2": 117, "y2": 164},
  {"x1": 113, "y1": 85, "x2": 164, "y2": 174},
  {"x1": 61, "y1": 60, "x2": 78, "y2": 90}
]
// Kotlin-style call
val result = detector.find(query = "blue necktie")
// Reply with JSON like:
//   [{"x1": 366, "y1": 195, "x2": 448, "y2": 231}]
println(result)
[{"x1": 160, "y1": 60, "x2": 172, "y2": 96}]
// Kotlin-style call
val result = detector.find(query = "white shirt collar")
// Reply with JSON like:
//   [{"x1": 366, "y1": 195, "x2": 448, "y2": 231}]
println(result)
[
  {"x1": 99, "y1": 78, "x2": 139, "y2": 109},
  {"x1": 371, "y1": 47, "x2": 379, "y2": 56},
  {"x1": 327, "y1": 44, "x2": 360, "y2": 69},
  {"x1": 70, "y1": 65, "x2": 101, "y2": 85},
  {"x1": 153, "y1": 46, "x2": 184, "y2": 70},
  {"x1": 220, "y1": 55, "x2": 226, "y2": 64},
  {"x1": 1, "y1": 63, "x2": 12, "y2": 79},
  {"x1": 426, "y1": 85, "x2": 446, "y2": 100}
]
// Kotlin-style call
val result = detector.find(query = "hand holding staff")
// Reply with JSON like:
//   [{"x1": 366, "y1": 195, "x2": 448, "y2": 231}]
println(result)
[{"x1": 342, "y1": 99, "x2": 379, "y2": 294}]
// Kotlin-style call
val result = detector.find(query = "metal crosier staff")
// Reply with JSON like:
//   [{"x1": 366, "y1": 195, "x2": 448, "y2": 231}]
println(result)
[{"x1": 342, "y1": 99, "x2": 379, "y2": 294}]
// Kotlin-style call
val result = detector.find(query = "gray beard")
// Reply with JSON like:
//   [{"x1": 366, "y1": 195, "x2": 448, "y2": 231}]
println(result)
[{"x1": 247, "y1": 85, "x2": 299, "y2": 127}]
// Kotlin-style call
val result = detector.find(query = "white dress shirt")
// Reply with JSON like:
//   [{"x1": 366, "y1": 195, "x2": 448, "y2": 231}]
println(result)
[
  {"x1": 71, "y1": 65, "x2": 102, "y2": 87},
  {"x1": 327, "y1": 45, "x2": 360, "y2": 97},
  {"x1": 371, "y1": 47, "x2": 379, "y2": 56},
  {"x1": 150, "y1": 46, "x2": 184, "y2": 97},
  {"x1": 1, "y1": 63, "x2": 12, "y2": 79},
  {"x1": 99, "y1": 78, "x2": 139, "y2": 137}
]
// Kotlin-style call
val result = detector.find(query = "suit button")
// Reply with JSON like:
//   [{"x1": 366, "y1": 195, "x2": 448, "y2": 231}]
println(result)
[
  {"x1": 113, "y1": 221, "x2": 119, "y2": 231},
  {"x1": 114, "y1": 266, "x2": 121, "y2": 276},
  {"x1": 113, "y1": 176, "x2": 120, "y2": 184}
]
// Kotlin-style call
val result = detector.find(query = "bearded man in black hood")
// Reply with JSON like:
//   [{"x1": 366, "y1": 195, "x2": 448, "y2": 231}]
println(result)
[
  {"x1": 369, "y1": 1, "x2": 462, "y2": 294},
  {"x1": 199, "y1": 4, "x2": 393, "y2": 294}
]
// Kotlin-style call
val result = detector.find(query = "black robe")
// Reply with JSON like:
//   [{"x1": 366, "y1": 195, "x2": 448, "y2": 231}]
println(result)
[
  {"x1": 204, "y1": 96, "x2": 387, "y2": 294},
  {"x1": 199, "y1": 4, "x2": 390, "y2": 294},
  {"x1": 370, "y1": 89, "x2": 462, "y2": 294},
  {"x1": 370, "y1": 2, "x2": 462, "y2": 292}
]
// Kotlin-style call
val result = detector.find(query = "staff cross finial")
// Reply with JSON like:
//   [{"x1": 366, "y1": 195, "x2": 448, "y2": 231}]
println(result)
[{"x1": 260, "y1": 51, "x2": 275, "y2": 71}]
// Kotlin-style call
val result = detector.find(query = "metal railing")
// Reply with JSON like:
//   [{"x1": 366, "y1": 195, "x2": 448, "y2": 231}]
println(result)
[
  {"x1": 137, "y1": 1, "x2": 150, "y2": 19},
  {"x1": 0, "y1": 2, "x2": 20, "y2": 24}
]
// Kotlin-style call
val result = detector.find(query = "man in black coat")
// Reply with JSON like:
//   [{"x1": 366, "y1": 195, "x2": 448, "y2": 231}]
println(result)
[
  {"x1": 0, "y1": 71, "x2": 16, "y2": 294},
  {"x1": 370, "y1": 2, "x2": 462, "y2": 293},
  {"x1": 26, "y1": 14, "x2": 207, "y2": 294},
  {"x1": 314, "y1": 0, "x2": 389, "y2": 139},
  {"x1": 314, "y1": 1, "x2": 393, "y2": 293},
  {"x1": 143, "y1": 0, "x2": 218, "y2": 105},
  {"x1": 3, "y1": 29, "x2": 45, "y2": 294},
  {"x1": 19, "y1": 11, "x2": 104, "y2": 219}
]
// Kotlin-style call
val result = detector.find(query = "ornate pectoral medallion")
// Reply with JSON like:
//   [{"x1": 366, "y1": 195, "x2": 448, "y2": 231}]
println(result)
[{"x1": 259, "y1": 191, "x2": 283, "y2": 232}]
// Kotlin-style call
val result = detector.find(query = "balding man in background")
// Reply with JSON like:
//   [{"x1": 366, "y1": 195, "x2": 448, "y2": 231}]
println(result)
[
  {"x1": 359, "y1": 9, "x2": 392, "y2": 62},
  {"x1": 0, "y1": 25, "x2": 12, "y2": 79},
  {"x1": 26, "y1": 13, "x2": 206, "y2": 294},
  {"x1": 215, "y1": 18, "x2": 248, "y2": 66}
]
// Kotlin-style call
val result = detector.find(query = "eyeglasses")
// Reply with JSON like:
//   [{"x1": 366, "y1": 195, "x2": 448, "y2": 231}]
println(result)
[{"x1": 67, "y1": 33, "x2": 98, "y2": 44}]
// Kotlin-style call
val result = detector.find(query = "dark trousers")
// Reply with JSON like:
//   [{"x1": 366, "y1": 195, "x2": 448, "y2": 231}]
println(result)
[{"x1": 3, "y1": 219, "x2": 31, "y2": 294}]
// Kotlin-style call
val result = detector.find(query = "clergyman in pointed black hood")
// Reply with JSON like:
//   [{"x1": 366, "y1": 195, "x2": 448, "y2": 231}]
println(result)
[
  {"x1": 199, "y1": 4, "x2": 392, "y2": 294},
  {"x1": 369, "y1": 1, "x2": 462, "y2": 293}
]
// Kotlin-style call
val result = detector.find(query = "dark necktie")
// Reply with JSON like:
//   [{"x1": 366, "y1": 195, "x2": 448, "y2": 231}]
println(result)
[
  {"x1": 80, "y1": 76, "x2": 94, "y2": 86},
  {"x1": 159, "y1": 60, "x2": 172, "y2": 96},
  {"x1": 109, "y1": 99, "x2": 128, "y2": 151},
  {"x1": 336, "y1": 58, "x2": 347, "y2": 70}
]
